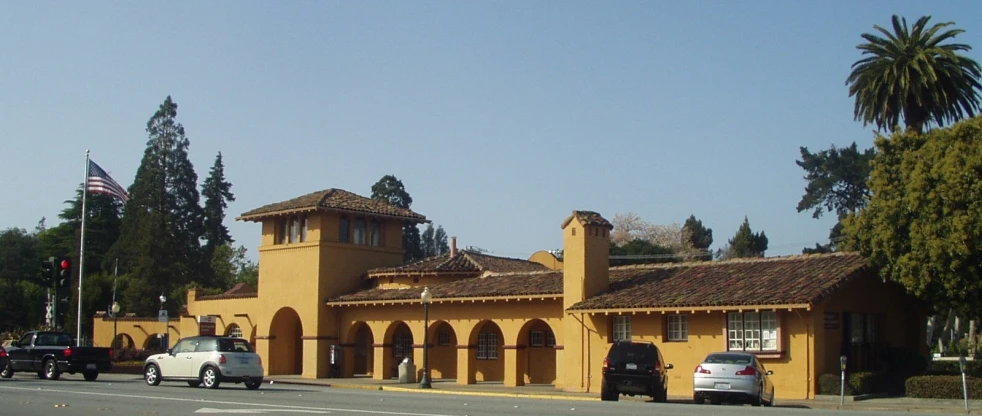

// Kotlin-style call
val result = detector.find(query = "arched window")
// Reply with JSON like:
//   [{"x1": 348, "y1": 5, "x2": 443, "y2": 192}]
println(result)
[
  {"x1": 353, "y1": 219, "x2": 367, "y2": 244},
  {"x1": 369, "y1": 221, "x2": 381, "y2": 246},
  {"x1": 226, "y1": 324, "x2": 243, "y2": 338},
  {"x1": 339, "y1": 217, "x2": 350, "y2": 243}
]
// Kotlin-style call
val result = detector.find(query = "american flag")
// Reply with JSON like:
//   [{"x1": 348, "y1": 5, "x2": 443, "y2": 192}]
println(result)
[{"x1": 87, "y1": 160, "x2": 129, "y2": 202}]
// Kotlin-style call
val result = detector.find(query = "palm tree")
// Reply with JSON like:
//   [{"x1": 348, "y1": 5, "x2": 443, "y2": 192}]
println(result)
[{"x1": 846, "y1": 15, "x2": 982, "y2": 133}]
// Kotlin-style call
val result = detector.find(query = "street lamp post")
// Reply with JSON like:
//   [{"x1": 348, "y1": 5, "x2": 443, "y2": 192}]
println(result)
[
  {"x1": 111, "y1": 301, "x2": 120, "y2": 354},
  {"x1": 159, "y1": 294, "x2": 168, "y2": 351},
  {"x1": 419, "y1": 287, "x2": 432, "y2": 389}
]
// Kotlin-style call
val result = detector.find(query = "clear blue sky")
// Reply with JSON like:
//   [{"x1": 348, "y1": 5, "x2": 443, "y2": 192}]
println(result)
[{"x1": 3, "y1": 1, "x2": 981, "y2": 262}]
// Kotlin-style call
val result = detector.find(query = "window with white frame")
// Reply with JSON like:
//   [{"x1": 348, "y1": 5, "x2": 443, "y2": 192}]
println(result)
[
  {"x1": 545, "y1": 331, "x2": 556, "y2": 347},
  {"x1": 393, "y1": 332, "x2": 413, "y2": 359},
  {"x1": 613, "y1": 316, "x2": 632, "y2": 341},
  {"x1": 667, "y1": 314, "x2": 688, "y2": 341},
  {"x1": 477, "y1": 333, "x2": 498, "y2": 360},
  {"x1": 225, "y1": 324, "x2": 243, "y2": 339},
  {"x1": 530, "y1": 331, "x2": 544, "y2": 347},
  {"x1": 727, "y1": 311, "x2": 778, "y2": 352},
  {"x1": 438, "y1": 331, "x2": 451, "y2": 346}
]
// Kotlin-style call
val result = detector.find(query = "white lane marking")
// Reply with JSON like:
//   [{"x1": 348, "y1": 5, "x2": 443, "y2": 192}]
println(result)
[
  {"x1": 195, "y1": 408, "x2": 330, "y2": 414},
  {"x1": 0, "y1": 385, "x2": 457, "y2": 416}
]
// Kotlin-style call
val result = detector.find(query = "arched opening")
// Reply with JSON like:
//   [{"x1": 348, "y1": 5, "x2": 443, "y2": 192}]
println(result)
[
  {"x1": 468, "y1": 320, "x2": 504, "y2": 382},
  {"x1": 383, "y1": 321, "x2": 414, "y2": 379},
  {"x1": 428, "y1": 321, "x2": 457, "y2": 380},
  {"x1": 345, "y1": 322, "x2": 374, "y2": 376},
  {"x1": 268, "y1": 307, "x2": 304, "y2": 375},
  {"x1": 143, "y1": 334, "x2": 165, "y2": 352},
  {"x1": 517, "y1": 319, "x2": 557, "y2": 385},
  {"x1": 112, "y1": 333, "x2": 135, "y2": 350}
]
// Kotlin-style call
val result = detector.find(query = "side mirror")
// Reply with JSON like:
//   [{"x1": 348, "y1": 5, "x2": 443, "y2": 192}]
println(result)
[
  {"x1": 766, "y1": 370, "x2": 774, "y2": 376},
  {"x1": 665, "y1": 363, "x2": 674, "y2": 370},
  {"x1": 10, "y1": 341, "x2": 18, "y2": 348},
  {"x1": 167, "y1": 349, "x2": 174, "y2": 355}
]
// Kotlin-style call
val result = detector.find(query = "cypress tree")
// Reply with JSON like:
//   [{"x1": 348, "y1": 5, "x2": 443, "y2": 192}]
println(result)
[{"x1": 202, "y1": 152, "x2": 235, "y2": 288}]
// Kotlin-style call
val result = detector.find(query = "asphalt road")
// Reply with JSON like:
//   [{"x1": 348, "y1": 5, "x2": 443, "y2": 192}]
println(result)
[{"x1": 0, "y1": 373, "x2": 944, "y2": 416}]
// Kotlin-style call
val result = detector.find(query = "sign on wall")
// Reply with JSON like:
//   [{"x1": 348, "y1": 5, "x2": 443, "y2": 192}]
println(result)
[
  {"x1": 824, "y1": 312, "x2": 840, "y2": 330},
  {"x1": 198, "y1": 315, "x2": 217, "y2": 336}
]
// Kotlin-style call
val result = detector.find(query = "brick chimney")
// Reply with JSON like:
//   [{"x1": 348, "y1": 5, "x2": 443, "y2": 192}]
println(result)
[{"x1": 450, "y1": 236, "x2": 457, "y2": 256}]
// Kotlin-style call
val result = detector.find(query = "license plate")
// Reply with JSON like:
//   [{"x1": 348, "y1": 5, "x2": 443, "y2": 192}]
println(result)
[
  {"x1": 86, "y1": 364, "x2": 96, "y2": 370},
  {"x1": 625, "y1": 363, "x2": 637, "y2": 370},
  {"x1": 714, "y1": 382, "x2": 730, "y2": 390}
]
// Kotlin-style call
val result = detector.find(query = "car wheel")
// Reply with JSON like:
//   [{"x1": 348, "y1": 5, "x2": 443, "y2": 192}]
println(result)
[
  {"x1": 765, "y1": 388, "x2": 774, "y2": 407},
  {"x1": 693, "y1": 395, "x2": 705, "y2": 405},
  {"x1": 145, "y1": 364, "x2": 161, "y2": 386},
  {"x1": 658, "y1": 385, "x2": 668, "y2": 403},
  {"x1": 751, "y1": 385, "x2": 763, "y2": 407},
  {"x1": 44, "y1": 359, "x2": 60, "y2": 380},
  {"x1": 83, "y1": 371, "x2": 98, "y2": 381},
  {"x1": 201, "y1": 366, "x2": 221, "y2": 389},
  {"x1": 1, "y1": 363, "x2": 13, "y2": 378},
  {"x1": 600, "y1": 381, "x2": 619, "y2": 401},
  {"x1": 245, "y1": 379, "x2": 262, "y2": 390},
  {"x1": 188, "y1": 380, "x2": 201, "y2": 387}
]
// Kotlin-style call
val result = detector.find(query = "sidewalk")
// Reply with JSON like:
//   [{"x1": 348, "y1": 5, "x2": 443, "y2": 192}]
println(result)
[{"x1": 266, "y1": 375, "x2": 981, "y2": 413}]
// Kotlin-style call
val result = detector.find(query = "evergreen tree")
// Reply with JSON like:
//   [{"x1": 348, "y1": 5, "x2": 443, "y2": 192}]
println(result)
[
  {"x1": 726, "y1": 217, "x2": 768, "y2": 259},
  {"x1": 202, "y1": 152, "x2": 235, "y2": 287},
  {"x1": 112, "y1": 96, "x2": 205, "y2": 315},
  {"x1": 370, "y1": 175, "x2": 423, "y2": 262},
  {"x1": 682, "y1": 215, "x2": 713, "y2": 260},
  {"x1": 420, "y1": 224, "x2": 436, "y2": 257},
  {"x1": 434, "y1": 226, "x2": 449, "y2": 255}
]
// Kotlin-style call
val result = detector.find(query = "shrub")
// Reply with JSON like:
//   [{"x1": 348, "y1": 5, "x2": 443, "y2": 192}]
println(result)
[
  {"x1": 906, "y1": 375, "x2": 982, "y2": 399},
  {"x1": 818, "y1": 372, "x2": 885, "y2": 395},
  {"x1": 112, "y1": 347, "x2": 152, "y2": 363},
  {"x1": 926, "y1": 360, "x2": 982, "y2": 378},
  {"x1": 878, "y1": 346, "x2": 929, "y2": 393}
]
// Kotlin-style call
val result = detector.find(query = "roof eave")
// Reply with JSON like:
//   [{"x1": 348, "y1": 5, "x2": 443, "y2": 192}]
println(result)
[
  {"x1": 326, "y1": 293, "x2": 563, "y2": 307},
  {"x1": 566, "y1": 303, "x2": 812, "y2": 315}
]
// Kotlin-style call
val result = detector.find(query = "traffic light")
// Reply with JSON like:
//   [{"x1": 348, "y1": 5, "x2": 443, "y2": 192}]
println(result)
[
  {"x1": 40, "y1": 257, "x2": 55, "y2": 285},
  {"x1": 56, "y1": 257, "x2": 72, "y2": 290}
]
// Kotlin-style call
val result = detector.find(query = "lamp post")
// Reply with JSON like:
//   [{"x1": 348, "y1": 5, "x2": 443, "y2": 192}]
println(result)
[
  {"x1": 419, "y1": 287, "x2": 432, "y2": 389},
  {"x1": 111, "y1": 301, "x2": 120, "y2": 353},
  {"x1": 159, "y1": 294, "x2": 168, "y2": 351}
]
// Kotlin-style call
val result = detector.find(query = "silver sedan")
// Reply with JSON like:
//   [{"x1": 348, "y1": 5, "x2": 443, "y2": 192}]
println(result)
[{"x1": 692, "y1": 352, "x2": 775, "y2": 406}]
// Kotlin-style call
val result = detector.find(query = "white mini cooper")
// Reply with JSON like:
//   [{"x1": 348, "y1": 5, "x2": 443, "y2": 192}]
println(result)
[{"x1": 144, "y1": 336, "x2": 263, "y2": 389}]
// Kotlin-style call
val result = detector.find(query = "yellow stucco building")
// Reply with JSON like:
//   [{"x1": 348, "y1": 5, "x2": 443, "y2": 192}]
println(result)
[{"x1": 93, "y1": 187, "x2": 927, "y2": 399}]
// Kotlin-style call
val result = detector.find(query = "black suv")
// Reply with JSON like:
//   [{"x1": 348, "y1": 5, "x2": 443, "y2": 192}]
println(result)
[{"x1": 601, "y1": 341, "x2": 673, "y2": 402}]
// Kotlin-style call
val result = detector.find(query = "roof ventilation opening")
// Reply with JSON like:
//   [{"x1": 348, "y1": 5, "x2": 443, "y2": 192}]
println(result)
[{"x1": 450, "y1": 236, "x2": 457, "y2": 257}]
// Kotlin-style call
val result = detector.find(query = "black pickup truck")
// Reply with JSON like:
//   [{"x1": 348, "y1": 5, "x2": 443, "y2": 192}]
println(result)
[{"x1": 1, "y1": 331, "x2": 112, "y2": 381}]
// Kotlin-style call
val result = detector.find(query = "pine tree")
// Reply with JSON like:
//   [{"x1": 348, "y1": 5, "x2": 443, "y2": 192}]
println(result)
[
  {"x1": 726, "y1": 217, "x2": 768, "y2": 259},
  {"x1": 421, "y1": 224, "x2": 436, "y2": 257},
  {"x1": 370, "y1": 175, "x2": 423, "y2": 262},
  {"x1": 434, "y1": 226, "x2": 449, "y2": 255},
  {"x1": 202, "y1": 152, "x2": 235, "y2": 287},
  {"x1": 112, "y1": 96, "x2": 205, "y2": 315}
]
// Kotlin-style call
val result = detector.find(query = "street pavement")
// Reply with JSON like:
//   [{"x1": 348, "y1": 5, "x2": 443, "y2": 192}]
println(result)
[{"x1": 0, "y1": 372, "x2": 976, "y2": 415}]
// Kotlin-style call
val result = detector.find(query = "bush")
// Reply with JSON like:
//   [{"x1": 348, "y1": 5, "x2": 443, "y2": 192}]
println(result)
[
  {"x1": 906, "y1": 375, "x2": 982, "y2": 399},
  {"x1": 818, "y1": 372, "x2": 885, "y2": 395},
  {"x1": 112, "y1": 347, "x2": 152, "y2": 363},
  {"x1": 926, "y1": 360, "x2": 982, "y2": 378},
  {"x1": 878, "y1": 346, "x2": 929, "y2": 394}
]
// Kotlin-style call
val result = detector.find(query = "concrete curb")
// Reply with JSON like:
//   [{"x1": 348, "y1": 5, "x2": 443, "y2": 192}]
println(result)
[{"x1": 380, "y1": 386, "x2": 600, "y2": 401}]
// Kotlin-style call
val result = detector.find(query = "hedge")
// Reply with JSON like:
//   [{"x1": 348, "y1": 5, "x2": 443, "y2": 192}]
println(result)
[
  {"x1": 906, "y1": 375, "x2": 982, "y2": 399},
  {"x1": 818, "y1": 372, "x2": 885, "y2": 395},
  {"x1": 925, "y1": 360, "x2": 982, "y2": 378}
]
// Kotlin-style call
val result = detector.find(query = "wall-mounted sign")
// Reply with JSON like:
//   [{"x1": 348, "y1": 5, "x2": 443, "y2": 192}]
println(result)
[
  {"x1": 198, "y1": 315, "x2": 217, "y2": 336},
  {"x1": 824, "y1": 312, "x2": 840, "y2": 330}
]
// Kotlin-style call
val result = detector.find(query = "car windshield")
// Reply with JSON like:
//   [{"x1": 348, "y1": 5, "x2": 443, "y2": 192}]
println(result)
[
  {"x1": 704, "y1": 353, "x2": 752, "y2": 364},
  {"x1": 218, "y1": 338, "x2": 254, "y2": 353}
]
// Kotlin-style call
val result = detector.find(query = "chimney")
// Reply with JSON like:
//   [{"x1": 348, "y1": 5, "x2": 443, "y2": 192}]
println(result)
[
  {"x1": 560, "y1": 210, "x2": 612, "y2": 309},
  {"x1": 450, "y1": 236, "x2": 457, "y2": 256}
]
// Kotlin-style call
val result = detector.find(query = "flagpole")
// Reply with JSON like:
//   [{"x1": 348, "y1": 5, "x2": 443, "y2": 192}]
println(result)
[{"x1": 77, "y1": 150, "x2": 90, "y2": 346}]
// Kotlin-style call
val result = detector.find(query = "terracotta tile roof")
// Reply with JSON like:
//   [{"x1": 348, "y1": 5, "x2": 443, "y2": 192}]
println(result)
[
  {"x1": 332, "y1": 252, "x2": 870, "y2": 309},
  {"x1": 561, "y1": 210, "x2": 613, "y2": 229},
  {"x1": 237, "y1": 188, "x2": 428, "y2": 223},
  {"x1": 329, "y1": 270, "x2": 563, "y2": 303},
  {"x1": 568, "y1": 252, "x2": 869, "y2": 310},
  {"x1": 368, "y1": 251, "x2": 550, "y2": 276},
  {"x1": 197, "y1": 283, "x2": 259, "y2": 301}
]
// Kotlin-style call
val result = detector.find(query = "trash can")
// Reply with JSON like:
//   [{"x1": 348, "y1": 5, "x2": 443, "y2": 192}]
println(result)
[{"x1": 398, "y1": 357, "x2": 416, "y2": 383}]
